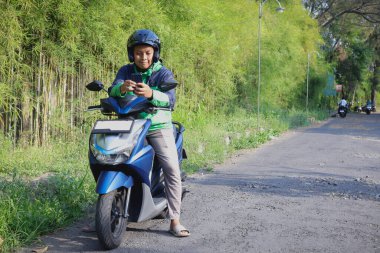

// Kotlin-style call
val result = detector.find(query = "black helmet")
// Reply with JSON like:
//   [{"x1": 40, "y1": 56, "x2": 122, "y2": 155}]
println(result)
[{"x1": 127, "y1": 29, "x2": 161, "y2": 62}]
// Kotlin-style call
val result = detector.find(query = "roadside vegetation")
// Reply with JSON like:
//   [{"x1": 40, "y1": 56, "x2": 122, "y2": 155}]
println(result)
[
  {"x1": 0, "y1": 108, "x2": 328, "y2": 251},
  {"x1": 0, "y1": 0, "x2": 378, "y2": 251}
]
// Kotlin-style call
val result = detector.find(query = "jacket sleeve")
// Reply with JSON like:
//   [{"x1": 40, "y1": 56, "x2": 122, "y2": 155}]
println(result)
[
  {"x1": 108, "y1": 65, "x2": 130, "y2": 97},
  {"x1": 149, "y1": 69, "x2": 177, "y2": 109}
]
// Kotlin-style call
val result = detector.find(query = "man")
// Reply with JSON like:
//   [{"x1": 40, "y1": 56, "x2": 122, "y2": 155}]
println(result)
[{"x1": 109, "y1": 29, "x2": 190, "y2": 237}]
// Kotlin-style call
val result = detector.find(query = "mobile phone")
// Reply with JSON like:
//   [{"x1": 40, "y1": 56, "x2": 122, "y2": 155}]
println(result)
[{"x1": 131, "y1": 73, "x2": 143, "y2": 83}]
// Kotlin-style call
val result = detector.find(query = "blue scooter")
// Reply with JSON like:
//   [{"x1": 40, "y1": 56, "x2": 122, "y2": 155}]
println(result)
[{"x1": 85, "y1": 80, "x2": 187, "y2": 250}]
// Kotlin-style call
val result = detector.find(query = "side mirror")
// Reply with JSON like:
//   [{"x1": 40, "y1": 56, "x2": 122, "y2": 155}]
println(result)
[
  {"x1": 86, "y1": 80, "x2": 104, "y2": 92},
  {"x1": 158, "y1": 81, "x2": 178, "y2": 92}
]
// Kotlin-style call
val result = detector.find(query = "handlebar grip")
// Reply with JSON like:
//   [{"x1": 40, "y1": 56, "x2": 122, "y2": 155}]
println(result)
[
  {"x1": 87, "y1": 105, "x2": 102, "y2": 110},
  {"x1": 145, "y1": 107, "x2": 172, "y2": 113}
]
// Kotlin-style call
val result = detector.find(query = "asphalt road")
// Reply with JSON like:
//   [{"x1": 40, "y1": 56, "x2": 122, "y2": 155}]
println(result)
[{"x1": 21, "y1": 112, "x2": 380, "y2": 253}]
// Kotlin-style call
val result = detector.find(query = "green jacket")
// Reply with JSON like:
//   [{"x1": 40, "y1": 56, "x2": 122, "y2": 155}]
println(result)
[{"x1": 109, "y1": 62, "x2": 176, "y2": 131}]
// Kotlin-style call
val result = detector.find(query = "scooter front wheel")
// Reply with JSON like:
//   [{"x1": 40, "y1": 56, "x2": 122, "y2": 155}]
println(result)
[{"x1": 96, "y1": 189, "x2": 128, "y2": 250}]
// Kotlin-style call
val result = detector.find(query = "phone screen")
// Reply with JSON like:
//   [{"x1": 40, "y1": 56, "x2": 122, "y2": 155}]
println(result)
[{"x1": 131, "y1": 73, "x2": 143, "y2": 83}]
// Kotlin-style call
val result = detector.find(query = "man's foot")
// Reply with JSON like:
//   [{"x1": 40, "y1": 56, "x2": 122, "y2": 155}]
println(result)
[{"x1": 169, "y1": 224, "x2": 190, "y2": 237}]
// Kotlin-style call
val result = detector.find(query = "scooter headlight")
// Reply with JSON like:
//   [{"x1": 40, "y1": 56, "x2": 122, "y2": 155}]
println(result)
[{"x1": 90, "y1": 126, "x2": 142, "y2": 165}]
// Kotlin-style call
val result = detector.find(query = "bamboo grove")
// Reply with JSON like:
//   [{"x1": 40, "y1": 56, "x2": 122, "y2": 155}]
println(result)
[{"x1": 0, "y1": 0, "x2": 325, "y2": 146}]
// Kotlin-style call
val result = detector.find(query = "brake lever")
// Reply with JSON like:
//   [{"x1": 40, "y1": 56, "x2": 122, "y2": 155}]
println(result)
[{"x1": 144, "y1": 107, "x2": 172, "y2": 113}]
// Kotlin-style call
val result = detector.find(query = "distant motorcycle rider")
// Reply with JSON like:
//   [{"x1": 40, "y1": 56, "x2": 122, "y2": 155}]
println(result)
[
  {"x1": 339, "y1": 97, "x2": 348, "y2": 108},
  {"x1": 366, "y1": 99, "x2": 372, "y2": 108},
  {"x1": 337, "y1": 96, "x2": 348, "y2": 116}
]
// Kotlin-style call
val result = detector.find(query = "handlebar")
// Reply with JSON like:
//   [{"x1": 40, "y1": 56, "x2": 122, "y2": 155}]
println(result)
[
  {"x1": 87, "y1": 105, "x2": 102, "y2": 111},
  {"x1": 86, "y1": 104, "x2": 172, "y2": 113}
]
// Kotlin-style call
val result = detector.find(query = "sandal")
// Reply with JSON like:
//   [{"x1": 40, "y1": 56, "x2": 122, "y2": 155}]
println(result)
[{"x1": 169, "y1": 224, "x2": 190, "y2": 237}]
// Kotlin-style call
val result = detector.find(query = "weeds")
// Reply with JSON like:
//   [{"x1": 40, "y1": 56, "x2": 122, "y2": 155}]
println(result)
[
  {"x1": 0, "y1": 172, "x2": 96, "y2": 251},
  {"x1": 179, "y1": 108, "x2": 328, "y2": 174},
  {"x1": 0, "y1": 137, "x2": 96, "y2": 252}
]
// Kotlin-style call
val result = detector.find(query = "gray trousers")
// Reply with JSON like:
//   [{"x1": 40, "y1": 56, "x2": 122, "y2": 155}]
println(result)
[{"x1": 147, "y1": 128, "x2": 182, "y2": 219}]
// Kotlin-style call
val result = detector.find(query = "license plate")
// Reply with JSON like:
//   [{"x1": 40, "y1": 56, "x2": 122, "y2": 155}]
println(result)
[{"x1": 92, "y1": 120, "x2": 134, "y2": 134}]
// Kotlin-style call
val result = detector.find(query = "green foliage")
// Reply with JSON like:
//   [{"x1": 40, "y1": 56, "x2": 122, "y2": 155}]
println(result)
[
  {"x1": 303, "y1": 0, "x2": 379, "y2": 103},
  {"x1": 335, "y1": 38, "x2": 374, "y2": 102},
  {"x1": 176, "y1": 106, "x2": 327, "y2": 174},
  {"x1": 0, "y1": 139, "x2": 96, "y2": 251},
  {"x1": 0, "y1": 0, "x2": 328, "y2": 145},
  {"x1": 0, "y1": 174, "x2": 95, "y2": 251},
  {"x1": 257, "y1": 1, "x2": 323, "y2": 109}
]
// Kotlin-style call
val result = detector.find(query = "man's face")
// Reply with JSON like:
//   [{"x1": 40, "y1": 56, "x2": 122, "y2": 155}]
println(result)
[{"x1": 133, "y1": 45, "x2": 154, "y2": 70}]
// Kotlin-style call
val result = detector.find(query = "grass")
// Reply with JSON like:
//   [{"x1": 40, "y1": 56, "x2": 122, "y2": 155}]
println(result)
[
  {"x1": 0, "y1": 137, "x2": 96, "y2": 252},
  {"x1": 180, "y1": 108, "x2": 328, "y2": 174},
  {"x1": 0, "y1": 108, "x2": 328, "y2": 252}
]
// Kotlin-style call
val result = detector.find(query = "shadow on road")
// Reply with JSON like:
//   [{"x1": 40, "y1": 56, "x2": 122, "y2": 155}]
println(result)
[
  {"x1": 22, "y1": 224, "x2": 173, "y2": 253},
  {"x1": 190, "y1": 171, "x2": 380, "y2": 202}
]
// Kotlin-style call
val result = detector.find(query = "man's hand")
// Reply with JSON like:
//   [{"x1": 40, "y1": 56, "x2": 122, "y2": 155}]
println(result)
[
  {"x1": 120, "y1": 80, "x2": 136, "y2": 94},
  {"x1": 134, "y1": 82, "x2": 153, "y2": 99}
]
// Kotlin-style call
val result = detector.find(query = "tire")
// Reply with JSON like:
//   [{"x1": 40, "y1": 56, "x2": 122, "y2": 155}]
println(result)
[
  {"x1": 366, "y1": 110, "x2": 371, "y2": 115},
  {"x1": 96, "y1": 189, "x2": 128, "y2": 250}
]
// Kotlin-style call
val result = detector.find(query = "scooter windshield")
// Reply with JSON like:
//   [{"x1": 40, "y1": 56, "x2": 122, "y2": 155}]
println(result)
[{"x1": 102, "y1": 95, "x2": 151, "y2": 116}]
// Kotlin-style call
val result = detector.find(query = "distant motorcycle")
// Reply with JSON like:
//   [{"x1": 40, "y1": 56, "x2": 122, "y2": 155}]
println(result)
[
  {"x1": 362, "y1": 104, "x2": 372, "y2": 115},
  {"x1": 338, "y1": 105, "x2": 348, "y2": 118}
]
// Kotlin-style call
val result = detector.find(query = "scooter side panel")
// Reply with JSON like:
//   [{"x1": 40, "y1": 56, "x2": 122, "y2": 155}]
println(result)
[
  {"x1": 96, "y1": 171, "x2": 134, "y2": 194},
  {"x1": 176, "y1": 133, "x2": 184, "y2": 161},
  {"x1": 127, "y1": 146, "x2": 154, "y2": 186},
  {"x1": 137, "y1": 183, "x2": 167, "y2": 222}
]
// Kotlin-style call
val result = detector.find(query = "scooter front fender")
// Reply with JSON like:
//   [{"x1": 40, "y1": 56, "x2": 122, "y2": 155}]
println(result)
[{"x1": 96, "y1": 171, "x2": 134, "y2": 194}]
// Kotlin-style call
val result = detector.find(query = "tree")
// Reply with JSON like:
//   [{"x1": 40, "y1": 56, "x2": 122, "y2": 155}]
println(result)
[
  {"x1": 0, "y1": 0, "x2": 327, "y2": 145},
  {"x1": 303, "y1": 0, "x2": 380, "y2": 103},
  {"x1": 367, "y1": 25, "x2": 380, "y2": 105},
  {"x1": 304, "y1": 0, "x2": 380, "y2": 28}
]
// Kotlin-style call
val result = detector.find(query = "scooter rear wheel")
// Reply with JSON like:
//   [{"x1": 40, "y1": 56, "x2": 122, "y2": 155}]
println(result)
[{"x1": 96, "y1": 189, "x2": 128, "y2": 250}]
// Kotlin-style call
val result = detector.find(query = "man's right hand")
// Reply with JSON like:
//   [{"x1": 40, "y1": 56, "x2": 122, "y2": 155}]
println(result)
[{"x1": 120, "y1": 80, "x2": 136, "y2": 94}]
